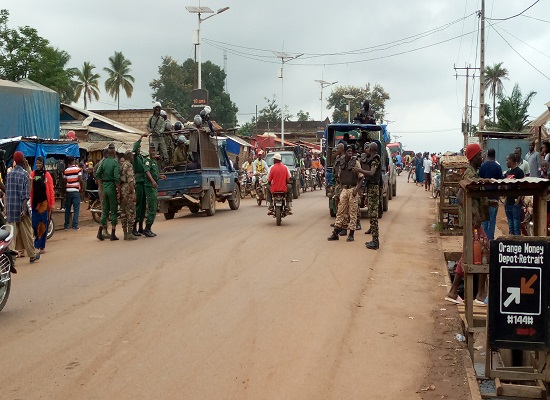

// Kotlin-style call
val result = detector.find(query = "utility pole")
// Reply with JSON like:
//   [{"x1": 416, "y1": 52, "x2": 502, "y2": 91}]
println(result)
[
  {"x1": 478, "y1": 0, "x2": 486, "y2": 131},
  {"x1": 454, "y1": 64, "x2": 479, "y2": 148}
]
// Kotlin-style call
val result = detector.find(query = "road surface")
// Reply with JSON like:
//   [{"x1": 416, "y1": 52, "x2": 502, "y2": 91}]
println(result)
[{"x1": 0, "y1": 176, "x2": 463, "y2": 399}]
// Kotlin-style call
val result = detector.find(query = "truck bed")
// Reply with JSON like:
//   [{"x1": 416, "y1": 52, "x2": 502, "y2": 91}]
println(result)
[{"x1": 157, "y1": 168, "x2": 221, "y2": 198}]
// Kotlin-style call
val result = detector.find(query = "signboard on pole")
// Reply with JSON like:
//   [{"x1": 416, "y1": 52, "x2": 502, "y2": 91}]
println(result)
[
  {"x1": 489, "y1": 239, "x2": 549, "y2": 350},
  {"x1": 190, "y1": 89, "x2": 208, "y2": 119}
]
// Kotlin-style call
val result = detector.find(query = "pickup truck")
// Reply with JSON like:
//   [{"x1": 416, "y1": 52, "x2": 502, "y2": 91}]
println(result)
[{"x1": 157, "y1": 129, "x2": 240, "y2": 219}]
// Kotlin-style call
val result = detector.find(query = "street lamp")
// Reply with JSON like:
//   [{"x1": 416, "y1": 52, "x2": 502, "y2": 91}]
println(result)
[
  {"x1": 314, "y1": 79, "x2": 337, "y2": 122},
  {"x1": 273, "y1": 51, "x2": 303, "y2": 145},
  {"x1": 343, "y1": 94, "x2": 355, "y2": 124},
  {"x1": 186, "y1": 4, "x2": 229, "y2": 89}
]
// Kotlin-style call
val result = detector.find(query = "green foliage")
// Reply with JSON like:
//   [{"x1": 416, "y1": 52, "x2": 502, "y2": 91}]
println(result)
[
  {"x1": 73, "y1": 62, "x2": 101, "y2": 109},
  {"x1": 0, "y1": 9, "x2": 76, "y2": 102},
  {"x1": 150, "y1": 57, "x2": 238, "y2": 128},
  {"x1": 257, "y1": 95, "x2": 281, "y2": 122},
  {"x1": 326, "y1": 83, "x2": 390, "y2": 123},
  {"x1": 104, "y1": 51, "x2": 134, "y2": 110},
  {"x1": 238, "y1": 121, "x2": 255, "y2": 137},
  {"x1": 296, "y1": 110, "x2": 311, "y2": 122},
  {"x1": 496, "y1": 84, "x2": 536, "y2": 132},
  {"x1": 484, "y1": 62, "x2": 509, "y2": 123}
]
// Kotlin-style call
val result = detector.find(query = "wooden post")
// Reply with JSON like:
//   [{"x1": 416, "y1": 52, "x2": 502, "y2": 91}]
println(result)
[{"x1": 464, "y1": 188, "x2": 475, "y2": 359}]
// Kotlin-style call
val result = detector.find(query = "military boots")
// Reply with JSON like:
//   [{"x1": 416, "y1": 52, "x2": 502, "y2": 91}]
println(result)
[
  {"x1": 327, "y1": 228, "x2": 340, "y2": 241},
  {"x1": 365, "y1": 238, "x2": 379, "y2": 250}
]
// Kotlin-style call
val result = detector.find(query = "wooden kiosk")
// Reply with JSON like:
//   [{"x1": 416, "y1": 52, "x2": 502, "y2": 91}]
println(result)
[
  {"x1": 460, "y1": 177, "x2": 549, "y2": 398},
  {"x1": 438, "y1": 156, "x2": 469, "y2": 235}
]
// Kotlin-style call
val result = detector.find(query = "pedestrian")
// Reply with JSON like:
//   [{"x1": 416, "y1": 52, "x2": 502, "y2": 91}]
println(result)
[
  {"x1": 514, "y1": 147, "x2": 530, "y2": 176},
  {"x1": 63, "y1": 156, "x2": 84, "y2": 230},
  {"x1": 133, "y1": 135, "x2": 147, "y2": 236},
  {"x1": 329, "y1": 143, "x2": 345, "y2": 231},
  {"x1": 479, "y1": 148, "x2": 503, "y2": 240},
  {"x1": 119, "y1": 151, "x2": 138, "y2": 241},
  {"x1": 57, "y1": 157, "x2": 66, "y2": 210},
  {"x1": 95, "y1": 143, "x2": 120, "y2": 241},
  {"x1": 540, "y1": 160, "x2": 549, "y2": 179},
  {"x1": 30, "y1": 156, "x2": 55, "y2": 255},
  {"x1": 328, "y1": 146, "x2": 363, "y2": 242},
  {"x1": 147, "y1": 102, "x2": 168, "y2": 167},
  {"x1": 525, "y1": 141, "x2": 541, "y2": 178},
  {"x1": 415, "y1": 153, "x2": 424, "y2": 185},
  {"x1": 423, "y1": 153, "x2": 433, "y2": 191},
  {"x1": 541, "y1": 141, "x2": 550, "y2": 163},
  {"x1": 446, "y1": 143, "x2": 489, "y2": 304},
  {"x1": 235, "y1": 155, "x2": 240, "y2": 171},
  {"x1": 143, "y1": 142, "x2": 165, "y2": 237},
  {"x1": 354, "y1": 142, "x2": 382, "y2": 250},
  {"x1": 6, "y1": 151, "x2": 38, "y2": 262},
  {"x1": 94, "y1": 149, "x2": 109, "y2": 237},
  {"x1": 503, "y1": 152, "x2": 525, "y2": 235}
]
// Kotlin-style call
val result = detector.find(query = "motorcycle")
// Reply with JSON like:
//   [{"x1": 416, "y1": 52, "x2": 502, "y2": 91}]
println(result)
[
  {"x1": 239, "y1": 171, "x2": 254, "y2": 199},
  {"x1": 271, "y1": 192, "x2": 290, "y2": 226},
  {"x1": 86, "y1": 189, "x2": 102, "y2": 223},
  {"x1": 432, "y1": 170, "x2": 441, "y2": 198},
  {"x1": 254, "y1": 173, "x2": 268, "y2": 206},
  {"x1": 0, "y1": 225, "x2": 16, "y2": 313},
  {"x1": 395, "y1": 164, "x2": 403, "y2": 176}
]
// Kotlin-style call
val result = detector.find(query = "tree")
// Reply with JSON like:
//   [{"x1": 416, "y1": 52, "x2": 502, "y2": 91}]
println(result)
[
  {"x1": 496, "y1": 84, "x2": 536, "y2": 132},
  {"x1": 150, "y1": 57, "x2": 238, "y2": 128},
  {"x1": 238, "y1": 121, "x2": 255, "y2": 137},
  {"x1": 484, "y1": 62, "x2": 509, "y2": 123},
  {"x1": 257, "y1": 95, "x2": 281, "y2": 122},
  {"x1": 0, "y1": 10, "x2": 76, "y2": 102},
  {"x1": 326, "y1": 83, "x2": 390, "y2": 123},
  {"x1": 74, "y1": 62, "x2": 101, "y2": 109},
  {"x1": 104, "y1": 51, "x2": 134, "y2": 110},
  {"x1": 296, "y1": 110, "x2": 311, "y2": 122}
]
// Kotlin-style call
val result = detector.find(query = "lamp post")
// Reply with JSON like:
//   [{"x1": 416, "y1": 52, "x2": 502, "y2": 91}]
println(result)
[
  {"x1": 314, "y1": 79, "x2": 337, "y2": 122},
  {"x1": 342, "y1": 94, "x2": 355, "y2": 123},
  {"x1": 186, "y1": 4, "x2": 229, "y2": 90},
  {"x1": 273, "y1": 52, "x2": 303, "y2": 145}
]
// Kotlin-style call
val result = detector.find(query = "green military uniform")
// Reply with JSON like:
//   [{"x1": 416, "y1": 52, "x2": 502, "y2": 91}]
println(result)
[
  {"x1": 96, "y1": 156, "x2": 119, "y2": 226},
  {"x1": 144, "y1": 153, "x2": 159, "y2": 228},
  {"x1": 133, "y1": 138, "x2": 147, "y2": 233},
  {"x1": 364, "y1": 153, "x2": 381, "y2": 249}
]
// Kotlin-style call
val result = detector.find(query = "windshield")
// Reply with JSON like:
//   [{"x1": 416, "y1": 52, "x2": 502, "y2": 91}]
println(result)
[{"x1": 265, "y1": 153, "x2": 295, "y2": 167}]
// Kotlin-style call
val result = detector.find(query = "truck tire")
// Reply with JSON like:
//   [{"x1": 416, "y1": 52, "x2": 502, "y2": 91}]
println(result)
[
  {"x1": 329, "y1": 198, "x2": 336, "y2": 217},
  {"x1": 382, "y1": 191, "x2": 389, "y2": 211},
  {"x1": 228, "y1": 185, "x2": 241, "y2": 210},
  {"x1": 392, "y1": 183, "x2": 396, "y2": 197},
  {"x1": 189, "y1": 205, "x2": 200, "y2": 214},
  {"x1": 293, "y1": 183, "x2": 299, "y2": 199},
  {"x1": 378, "y1": 198, "x2": 383, "y2": 219},
  {"x1": 164, "y1": 211, "x2": 175, "y2": 220},
  {"x1": 204, "y1": 187, "x2": 216, "y2": 216}
]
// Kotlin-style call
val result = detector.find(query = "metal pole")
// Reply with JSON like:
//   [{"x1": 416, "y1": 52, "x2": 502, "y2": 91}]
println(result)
[
  {"x1": 347, "y1": 100, "x2": 351, "y2": 123},
  {"x1": 281, "y1": 60, "x2": 285, "y2": 145},
  {"x1": 320, "y1": 87, "x2": 323, "y2": 122},
  {"x1": 464, "y1": 66, "x2": 469, "y2": 148},
  {"x1": 198, "y1": 14, "x2": 202, "y2": 90},
  {"x1": 479, "y1": 0, "x2": 485, "y2": 130}
]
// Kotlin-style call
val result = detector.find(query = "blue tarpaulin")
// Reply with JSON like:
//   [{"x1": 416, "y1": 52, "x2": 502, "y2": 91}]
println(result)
[
  {"x1": 226, "y1": 138, "x2": 241, "y2": 155},
  {"x1": 0, "y1": 79, "x2": 60, "y2": 139},
  {"x1": 16, "y1": 141, "x2": 80, "y2": 159}
]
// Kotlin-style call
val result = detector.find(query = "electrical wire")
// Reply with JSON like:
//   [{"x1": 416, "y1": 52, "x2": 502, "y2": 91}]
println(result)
[
  {"x1": 490, "y1": 24, "x2": 550, "y2": 81},
  {"x1": 496, "y1": 25, "x2": 550, "y2": 60},
  {"x1": 455, "y1": 0, "x2": 469, "y2": 64},
  {"x1": 486, "y1": 0, "x2": 540, "y2": 21},
  {"x1": 521, "y1": 14, "x2": 550, "y2": 24}
]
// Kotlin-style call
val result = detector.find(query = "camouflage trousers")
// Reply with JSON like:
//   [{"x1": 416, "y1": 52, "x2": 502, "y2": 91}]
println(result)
[
  {"x1": 120, "y1": 183, "x2": 136, "y2": 233},
  {"x1": 164, "y1": 133, "x2": 174, "y2": 165},
  {"x1": 334, "y1": 187, "x2": 359, "y2": 231},
  {"x1": 367, "y1": 184, "x2": 379, "y2": 240}
]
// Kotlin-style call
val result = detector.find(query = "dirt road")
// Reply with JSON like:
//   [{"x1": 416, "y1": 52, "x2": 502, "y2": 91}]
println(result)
[{"x1": 0, "y1": 176, "x2": 468, "y2": 399}]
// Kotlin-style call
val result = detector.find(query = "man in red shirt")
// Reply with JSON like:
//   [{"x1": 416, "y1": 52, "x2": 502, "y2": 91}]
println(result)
[{"x1": 267, "y1": 153, "x2": 292, "y2": 215}]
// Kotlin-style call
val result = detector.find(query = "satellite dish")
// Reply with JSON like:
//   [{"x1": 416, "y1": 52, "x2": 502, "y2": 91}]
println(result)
[{"x1": 82, "y1": 116, "x2": 94, "y2": 127}]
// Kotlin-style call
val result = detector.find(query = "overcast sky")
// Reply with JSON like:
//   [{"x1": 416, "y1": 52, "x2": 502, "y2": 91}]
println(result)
[{"x1": 4, "y1": 0, "x2": 550, "y2": 152}]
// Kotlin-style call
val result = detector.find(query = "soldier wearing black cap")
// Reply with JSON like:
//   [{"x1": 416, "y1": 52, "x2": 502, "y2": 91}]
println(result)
[{"x1": 95, "y1": 143, "x2": 120, "y2": 241}]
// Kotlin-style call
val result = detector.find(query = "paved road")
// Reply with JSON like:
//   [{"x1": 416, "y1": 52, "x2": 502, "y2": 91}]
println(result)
[{"x1": 0, "y1": 175, "x2": 446, "y2": 399}]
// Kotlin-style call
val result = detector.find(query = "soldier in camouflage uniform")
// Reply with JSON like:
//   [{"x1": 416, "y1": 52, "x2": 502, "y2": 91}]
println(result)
[
  {"x1": 119, "y1": 150, "x2": 138, "y2": 241},
  {"x1": 353, "y1": 142, "x2": 381, "y2": 250},
  {"x1": 330, "y1": 143, "x2": 345, "y2": 226}
]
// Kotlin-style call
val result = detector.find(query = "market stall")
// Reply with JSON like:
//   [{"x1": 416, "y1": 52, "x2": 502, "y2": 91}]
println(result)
[{"x1": 438, "y1": 155, "x2": 469, "y2": 235}]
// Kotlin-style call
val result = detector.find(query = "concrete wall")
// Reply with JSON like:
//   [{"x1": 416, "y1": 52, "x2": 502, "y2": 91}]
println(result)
[{"x1": 94, "y1": 109, "x2": 181, "y2": 132}]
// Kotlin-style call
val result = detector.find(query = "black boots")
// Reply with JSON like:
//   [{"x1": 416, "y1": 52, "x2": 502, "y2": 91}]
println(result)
[
  {"x1": 327, "y1": 228, "x2": 340, "y2": 241},
  {"x1": 138, "y1": 221, "x2": 144, "y2": 234},
  {"x1": 338, "y1": 229, "x2": 347, "y2": 236},
  {"x1": 364, "y1": 228, "x2": 372, "y2": 235},
  {"x1": 347, "y1": 230, "x2": 355, "y2": 242},
  {"x1": 356, "y1": 221, "x2": 361, "y2": 231},
  {"x1": 110, "y1": 228, "x2": 119, "y2": 241},
  {"x1": 366, "y1": 238, "x2": 379, "y2": 250},
  {"x1": 132, "y1": 222, "x2": 142, "y2": 237},
  {"x1": 143, "y1": 224, "x2": 155, "y2": 238},
  {"x1": 97, "y1": 226, "x2": 104, "y2": 241}
]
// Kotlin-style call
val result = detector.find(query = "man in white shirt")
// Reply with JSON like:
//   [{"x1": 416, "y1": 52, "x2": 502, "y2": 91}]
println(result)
[
  {"x1": 524, "y1": 142, "x2": 541, "y2": 177},
  {"x1": 515, "y1": 147, "x2": 530, "y2": 176},
  {"x1": 423, "y1": 153, "x2": 433, "y2": 192}
]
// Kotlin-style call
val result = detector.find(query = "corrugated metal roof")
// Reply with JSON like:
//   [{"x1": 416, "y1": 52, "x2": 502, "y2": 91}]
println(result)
[
  {"x1": 460, "y1": 177, "x2": 549, "y2": 190},
  {"x1": 224, "y1": 134, "x2": 251, "y2": 147},
  {"x1": 86, "y1": 127, "x2": 149, "y2": 154},
  {"x1": 61, "y1": 104, "x2": 145, "y2": 134}
]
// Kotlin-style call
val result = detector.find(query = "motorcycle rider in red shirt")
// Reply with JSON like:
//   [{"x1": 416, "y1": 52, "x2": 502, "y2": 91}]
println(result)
[{"x1": 267, "y1": 153, "x2": 293, "y2": 215}]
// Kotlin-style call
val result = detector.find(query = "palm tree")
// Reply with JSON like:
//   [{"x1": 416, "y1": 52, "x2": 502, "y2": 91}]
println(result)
[
  {"x1": 496, "y1": 84, "x2": 536, "y2": 132},
  {"x1": 103, "y1": 51, "x2": 135, "y2": 110},
  {"x1": 484, "y1": 62, "x2": 509, "y2": 123},
  {"x1": 73, "y1": 62, "x2": 101, "y2": 109}
]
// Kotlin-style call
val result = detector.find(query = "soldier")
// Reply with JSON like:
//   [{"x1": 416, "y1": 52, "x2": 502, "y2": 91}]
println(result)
[
  {"x1": 354, "y1": 142, "x2": 381, "y2": 250},
  {"x1": 161, "y1": 110, "x2": 175, "y2": 165},
  {"x1": 94, "y1": 149, "x2": 109, "y2": 237},
  {"x1": 133, "y1": 133, "x2": 148, "y2": 236},
  {"x1": 95, "y1": 143, "x2": 120, "y2": 241},
  {"x1": 328, "y1": 146, "x2": 363, "y2": 242},
  {"x1": 143, "y1": 142, "x2": 166, "y2": 237},
  {"x1": 119, "y1": 150, "x2": 138, "y2": 241},
  {"x1": 147, "y1": 102, "x2": 168, "y2": 167},
  {"x1": 329, "y1": 143, "x2": 345, "y2": 230}
]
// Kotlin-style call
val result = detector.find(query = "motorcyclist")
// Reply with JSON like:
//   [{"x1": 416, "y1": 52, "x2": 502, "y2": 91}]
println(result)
[
  {"x1": 395, "y1": 153, "x2": 403, "y2": 169},
  {"x1": 267, "y1": 153, "x2": 292, "y2": 215},
  {"x1": 252, "y1": 151, "x2": 269, "y2": 186}
]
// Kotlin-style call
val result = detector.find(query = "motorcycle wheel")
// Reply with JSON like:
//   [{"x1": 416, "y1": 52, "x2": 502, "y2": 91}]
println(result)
[
  {"x1": 91, "y1": 199, "x2": 102, "y2": 224},
  {"x1": 47, "y1": 218, "x2": 55, "y2": 240},
  {"x1": 432, "y1": 185, "x2": 439, "y2": 198},
  {"x1": 275, "y1": 206, "x2": 282, "y2": 226},
  {"x1": 257, "y1": 197, "x2": 262, "y2": 206},
  {"x1": 0, "y1": 253, "x2": 13, "y2": 312},
  {"x1": 240, "y1": 186, "x2": 246, "y2": 199}
]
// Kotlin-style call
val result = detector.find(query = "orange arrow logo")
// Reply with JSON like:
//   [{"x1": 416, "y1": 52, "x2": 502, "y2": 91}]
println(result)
[{"x1": 521, "y1": 275, "x2": 537, "y2": 295}]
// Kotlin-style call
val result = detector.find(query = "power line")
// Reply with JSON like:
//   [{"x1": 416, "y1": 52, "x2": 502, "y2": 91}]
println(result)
[
  {"x1": 496, "y1": 25, "x2": 550, "y2": 59},
  {"x1": 490, "y1": 24, "x2": 550, "y2": 81},
  {"x1": 486, "y1": 0, "x2": 540, "y2": 21},
  {"x1": 455, "y1": 0, "x2": 470, "y2": 64},
  {"x1": 521, "y1": 14, "x2": 550, "y2": 24},
  {"x1": 391, "y1": 128, "x2": 458, "y2": 134}
]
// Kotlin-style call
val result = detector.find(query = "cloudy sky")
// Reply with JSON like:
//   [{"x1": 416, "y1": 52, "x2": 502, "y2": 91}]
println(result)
[{"x1": 4, "y1": 0, "x2": 550, "y2": 152}]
